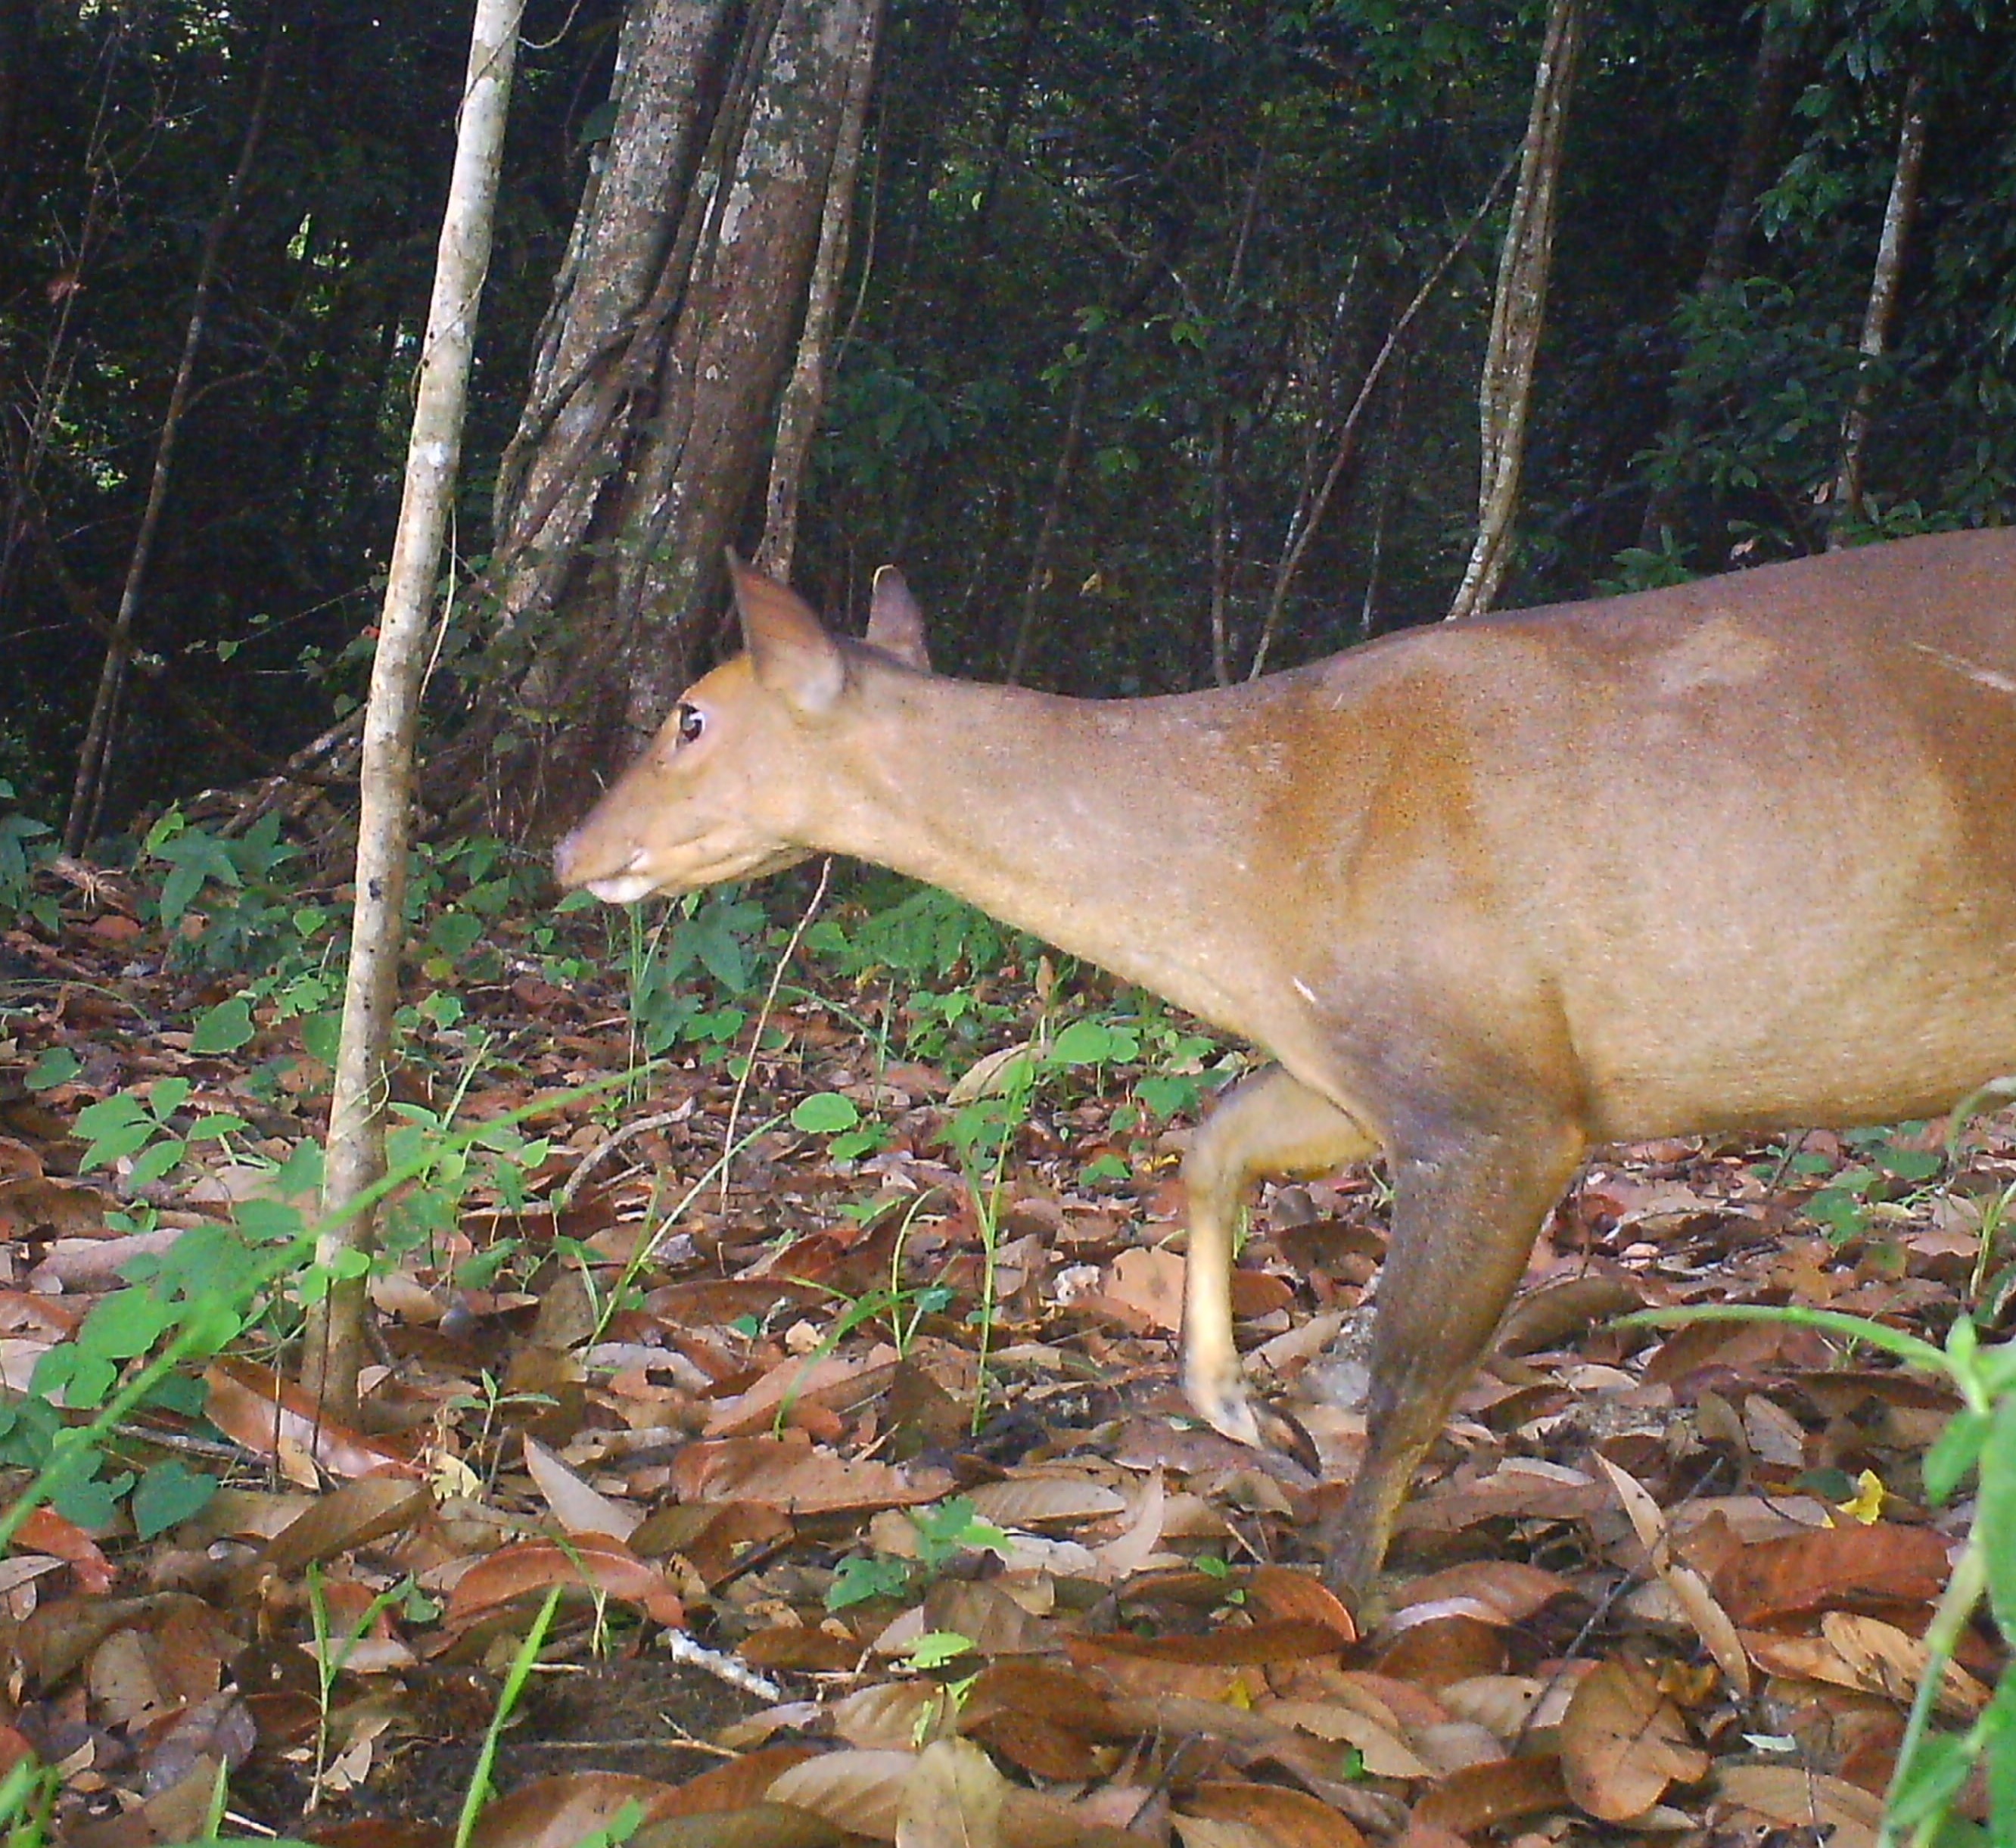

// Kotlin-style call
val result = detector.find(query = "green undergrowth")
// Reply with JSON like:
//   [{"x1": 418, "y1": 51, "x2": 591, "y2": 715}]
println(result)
[
  {"x1": 4, "y1": 805, "x2": 2015, "y2": 1844},
  {"x1": 0, "y1": 809, "x2": 1236, "y2": 1545}
]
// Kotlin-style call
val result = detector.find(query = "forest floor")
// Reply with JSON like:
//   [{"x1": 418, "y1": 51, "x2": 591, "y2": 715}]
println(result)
[{"x1": 0, "y1": 832, "x2": 2008, "y2": 1848}]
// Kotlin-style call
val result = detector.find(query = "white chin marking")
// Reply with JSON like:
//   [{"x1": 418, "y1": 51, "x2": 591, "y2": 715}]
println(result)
[{"x1": 587, "y1": 874, "x2": 661, "y2": 904}]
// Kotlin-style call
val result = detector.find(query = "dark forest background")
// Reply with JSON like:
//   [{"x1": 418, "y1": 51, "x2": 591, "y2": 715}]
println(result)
[{"x1": 3, "y1": 0, "x2": 2012, "y2": 837}]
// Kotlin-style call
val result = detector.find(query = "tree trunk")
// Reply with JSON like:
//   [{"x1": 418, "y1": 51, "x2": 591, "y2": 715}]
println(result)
[
  {"x1": 1446, "y1": 0, "x2": 1585, "y2": 622},
  {"x1": 1246, "y1": 155, "x2": 1512, "y2": 677},
  {"x1": 465, "y1": 0, "x2": 880, "y2": 838},
  {"x1": 1005, "y1": 355, "x2": 1090, "y2": 686},
  {"x1": 0, "y1": 0, "x2": 24, "y2": 227},
  {"x1": 1698, "y1": 11, "x2": 1801, "y2": 294},
  {"x1": 305, "y1": 0, "x2": 523, "y2": 1417},
  {"x1": 757, "y1": 0, "x2": 884, "y2": 577},
  {"x1": 965, "y1": 0, "x2": 1047, "y2": 269},
  {"x1": 63, "y1": 5, "x2": 283, "y2": 854},
  {"x1": 1636, "y1": 5, "x2": 1801, "y2": 549},
  {"x1": 1828, "y1": 68, "x2": 1929, "y2": 549},
  {"x1": 0, "y1": 6, "x2": 152, "y2": 651}
]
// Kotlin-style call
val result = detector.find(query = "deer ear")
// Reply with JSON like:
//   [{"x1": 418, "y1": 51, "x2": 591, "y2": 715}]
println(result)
[
  {"x1": 726, "y1": 551, "x2": 845, "y2": 712},
  {"x1": 866, "y1": 565, "x2": 932, "y2": 671}
]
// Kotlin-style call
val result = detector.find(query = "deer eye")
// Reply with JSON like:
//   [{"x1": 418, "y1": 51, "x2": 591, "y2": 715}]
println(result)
[{"x1": 675, "y1": 702, "x2": 705, "y2": 745}]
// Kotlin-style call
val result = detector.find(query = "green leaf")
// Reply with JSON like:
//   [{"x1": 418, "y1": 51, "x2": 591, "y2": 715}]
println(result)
[
  {"x1": 913, "y1": 1497, "x2": 1012, "y2": 1567},
  {"x1": 689, "y1": 916, "x2": 752, "y2": 994},
  {"x1": 35, "y1": 1345, "x2": 118, "y2": 1410},
  {"x1": 157, "y1": 864, "x2": 204, "y2": 931},
  {"x1": 79, "y1": 1115, "x2": 162, "y2": 1173},
  {"x1": 189, "y1": 997, "x2": 255, "y2": 1055},
  {"x1": 1923, "y1": 1409, "x2": 1988, "y2": 1507},
  {"x1": 0, "y1": 1391, "x2": 57, "y2": 1453},
  {"x1": 303, "y1": 1010, "x2": 344, "y2": 1065},
  {"x1": 151, "y1": 1078, "x2": 193, "y2": 1117},
  {"x1": 78, "y1": 1285, "x2": 177, "y2": 1361},
  {"x1": 1980, "y1": 1395, "x2": 2016, "y2": 1638},
  {"x1": 126, "y1": 1136, "x2": 188, "y2": 1190},
  {"x1": 1986, "y1": 1675, "x2": 2016, "y2": 1844},
  {"x1": 1136, "y1": 1073, "x2": 1199, "y2": 1120},
  {"x1": 52, "y1": 1467, "x2": 133, "y2": 1530},
  {"x1": 26, "y1": 1048, "x2": 80, "y2": 1092},
  {"x1": 74, "y1": 1092, "x2": 150, "y2": 1140},
  {"x1": 142, "y1": 808, "x2": 186, "y2": 855},
  {"x1": 430, "y1": 910, "x2": 485, "y2": 957},
  {"x1": 792, "y1": 1092, "x2": 861, "y2": 1134},
  {"x1": 1884, "y1": 1728, "x2": 1977, "y2": 1834},
  {"x1": 906, "y1": 1631, "x2": 977, "y2": 1670},
  {"x1": 826, "y1": 1553, "x2": 913, "y2": 1609},
  {"x1": 1879, "y1": 1146, "x2": 1943, "y2": 1183},
  {"x1": 421, "y1": 990, "x2": 464, "y2": 1029},
  {"x1": 1050, "y1": 1019, "x2": 1126, "y2": 1065},
  {"x1": 132, "y1": 1459, "x2": 218, "y2": 1539}
]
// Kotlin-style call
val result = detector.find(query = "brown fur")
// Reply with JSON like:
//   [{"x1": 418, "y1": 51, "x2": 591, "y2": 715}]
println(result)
[{"x1": 557, "y1": 532, "x2": 2016, "y2": 1601}]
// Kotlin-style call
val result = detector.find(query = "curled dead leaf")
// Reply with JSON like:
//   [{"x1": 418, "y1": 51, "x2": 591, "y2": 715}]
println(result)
[{"x1": 446, "y1": 1537, "x2": 686, "y2": 1629}]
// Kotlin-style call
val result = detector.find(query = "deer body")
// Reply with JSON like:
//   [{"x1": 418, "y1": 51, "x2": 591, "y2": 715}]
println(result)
[{"x1": 555, "y1": 529, "x2": 2016, "y2": 1598}]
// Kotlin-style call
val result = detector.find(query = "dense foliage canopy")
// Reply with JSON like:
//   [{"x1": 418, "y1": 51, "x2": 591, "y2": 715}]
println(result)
[{"x1": 2, "y1": 0, "x2": 2012, "y2": 827}]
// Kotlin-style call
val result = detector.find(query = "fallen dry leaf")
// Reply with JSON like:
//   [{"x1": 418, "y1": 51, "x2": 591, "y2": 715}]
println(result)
[
  {"x1": 895, "y1": 1738, "x2": 1007, "y2": 1847},
  {"x1": 1710, "y1": 1520, "x2": 1951, "y2": 1624},
  {"x1": 670, "y1": 1433, "x2": 954, "y2": 1511},
  {"x1": 1182, "y1": 1779, "x2": 1367, "y2": 1846},
  {"x1": 1594, "y1": 1455, "x2": 1751, "y2": 1696},
  {"x1": 1557, "y1": 1657, "x2": 1709, "y2": 1821},
  {"x1": 1714, "y1": 1764, "x2": 1884, "y2": 1848},
  {"x1": 649, "y1": 1745, "x2": 824, "y2": 1817},
  {"x1": 466, "y1": 1772, "x2": 680, "y2": 1848},
  {"x1": 14, "y1": 1504, "x2": 117, "y2": 1592},
  {"x1": 522, "y1": 1433, "x2": 640, "y2": 1538},
  {"x1": 1411, "y1": 1753, "x2": 1569, "y2": 1835},
  {"x1": 1743, "y1": 1614, "x2": 1993, "y2": 1720},
  {"x1": 767, "y1": 1747, "x2": 914, "y2": 1840},
  {"x1": 204, "y1": 1356, "x2": 422, "y2": 1482},
  {"x1": 446, "y1": 1536, "x2": 686, "y2": 1629},
  {"x1": 255, "y1": 1473, "x2": 432, "y2": 1577}
]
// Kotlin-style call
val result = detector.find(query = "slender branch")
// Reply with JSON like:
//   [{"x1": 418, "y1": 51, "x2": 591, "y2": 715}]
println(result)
[
  {"x1": 64, "y1": 5, "x2": 285, "y2": 851},
  {"x1": 1246, "y1": 153, "x2": 1514, "y2": 680},
  {"x1": 308, "y1": 0, "x2": 524, "y2": 1414},
  {"x1": 1828, "y1": 67, "x2": 1929, "y2": 549},
  {"x1": 1447, "y1": 0, "x2": 1585, "y2": 622}
]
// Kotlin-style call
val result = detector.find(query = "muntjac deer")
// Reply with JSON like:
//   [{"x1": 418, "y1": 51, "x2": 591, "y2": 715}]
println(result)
[{"x1": 555, "y1": 529, "x2": 2016, "y2": 1599}]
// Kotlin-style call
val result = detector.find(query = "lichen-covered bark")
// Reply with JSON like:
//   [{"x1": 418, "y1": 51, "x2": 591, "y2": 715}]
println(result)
[{"x1": 473, "y1": 0, "x2": 876, "y2": 835}]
